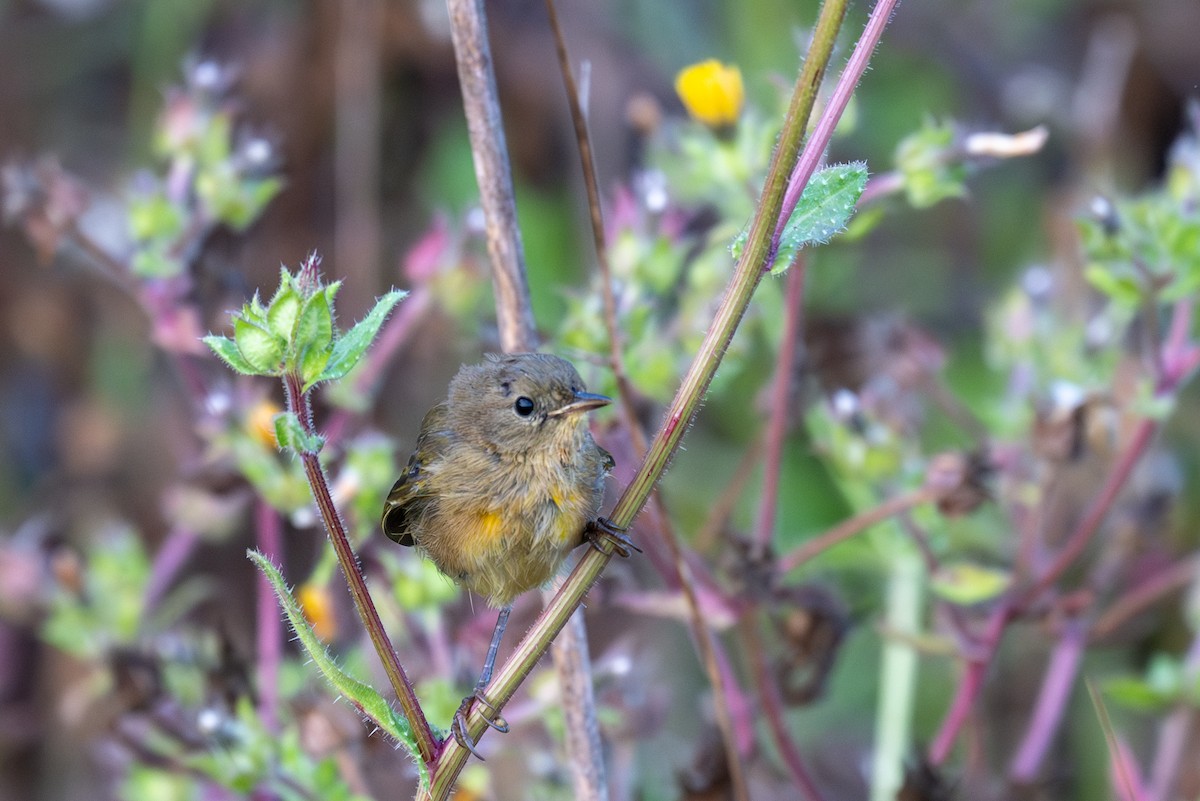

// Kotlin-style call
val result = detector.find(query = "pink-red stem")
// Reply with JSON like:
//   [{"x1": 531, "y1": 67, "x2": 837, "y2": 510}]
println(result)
[
  {"x1": 282, "y1": 373, "x2": 437, "y2": 763},
  {"x1": 754, "y1": 257, "x2": 807, "y2": 554}
]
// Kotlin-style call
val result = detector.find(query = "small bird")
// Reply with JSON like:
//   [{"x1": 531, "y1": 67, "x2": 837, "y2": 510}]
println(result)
[{"x1": 381, "y1": 353, "x2": 625, "y2": 754}]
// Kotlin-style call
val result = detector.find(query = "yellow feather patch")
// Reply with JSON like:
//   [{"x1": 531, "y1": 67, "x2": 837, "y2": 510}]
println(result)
[
  {"x1": 474, "y1": 510, "x2": 506, "y2": 548},
  {"x1": 551, "y1": 514, "x2": 578, "y2": 545},
  {"x1": 550, "y1": 488, "x2": 583, "y2": 544}
]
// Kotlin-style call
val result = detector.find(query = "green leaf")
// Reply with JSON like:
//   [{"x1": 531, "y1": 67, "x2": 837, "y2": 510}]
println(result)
[
  {"x1": 131, "y1": 245, "x2": 184, "y2": 279},
  {"x1": 129, "y1": 194, "x2": 185, "y2": 242},
  {"x1": 317, "y1": 289, "x2": 407, "y2": 386},
  {"x1": 895, "y1": 120, "x2": 967, "y2": 208},
  {"x1": 216, "y1": 177, "x2": 283, "y2": 231},
  {"x1": 299, "y1": 344, "x2": 332, "y2": 389},
  {"x1": 233, "y1": 317, "x2": 284, "y2": 374},
  {"x1": 1103, "y1": 676, "x2": 1174, "y2": 712},
  {"x1": 929, "y1": 561, "x2": 1011, "y2": 605},
  {"x1": 267, "y1": 276, "x2": 302, "y2": 341},
  {"x1": 248, "y1": 290, "x2": 270, "y2": 322},
  {"x1": 196, "y1": 112, "x2": 234, "y2": 167},
  {"x1": 273, "y1": 412, "x2": 325, "y2": 455},
  {"x1": 1104, "y1": 653, "x2": 1186, "y2": 713},
  {"x1": 42, "y1": 527, "x2": 151, "y2": 658},
  {"x1": 730, "y1": 162, "x2": 868, "y2": 274},
  {"x1": 294, "y1": 287, "x2": 335, "y2": 352},
  {"x1": 246, "y1": 550, "x2": 426, "y2": 784},
  {"x1": 1084, "y1": 263, "x2": 1144, "y2": 307},
  {"x1": 204, "y1": 334, "x2": 257, "y2": 375},
  {"x1": 293, "y1": 288, "x2": 336, "y2": 384}
]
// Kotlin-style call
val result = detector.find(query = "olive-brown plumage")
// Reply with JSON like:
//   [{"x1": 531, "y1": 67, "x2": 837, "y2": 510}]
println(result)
[{"x1": 381, "y1": 353, "x2": 613, "y2": 607}]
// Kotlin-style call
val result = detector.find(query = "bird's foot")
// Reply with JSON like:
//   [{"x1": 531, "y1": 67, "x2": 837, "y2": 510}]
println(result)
[
  {"x1": 584, "y1": 517, "x2": 641, "y2": 558},
  {"x1": 450, "y1": 689, "x2": 509, "y2": 760}
]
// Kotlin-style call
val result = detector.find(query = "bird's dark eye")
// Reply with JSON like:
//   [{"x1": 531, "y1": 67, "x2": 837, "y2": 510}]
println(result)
[{"x1": 514, "y1": 396, "x2": 536, "y2": 417}]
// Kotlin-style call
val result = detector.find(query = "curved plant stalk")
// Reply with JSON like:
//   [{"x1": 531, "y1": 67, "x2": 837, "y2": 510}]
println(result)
[
  {"x1": 542, "y1": 1, "x2": 757, "y2": 795},
  {"x1": 283, "y1": 372, "x2": 438, "y2": 763},
  {"x1": 446, "y1": 0, "x2": 605, "y2": 795},
  {"x1": 250, "y1": 550, "x2": 431, "y2": 792},
  {"x1": 928, "y1": 416, "x2": 1159, "y2": 765},
  {"x1": 428, "y1": 0, "x2": 900, "y2": 795}
]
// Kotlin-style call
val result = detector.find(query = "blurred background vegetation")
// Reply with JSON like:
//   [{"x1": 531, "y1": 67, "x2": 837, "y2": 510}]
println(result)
[{"x1": 3, "y1": 0, "x2": 1200, "y2": 799}]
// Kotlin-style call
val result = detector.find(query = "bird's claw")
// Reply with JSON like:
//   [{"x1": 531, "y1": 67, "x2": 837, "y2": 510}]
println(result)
[
  {"x1": 451, "y1": 690, "x2": 509, "y2": 760},
  {"x1": 585, "y1": 517, "x2": 641, "y2": 558}
]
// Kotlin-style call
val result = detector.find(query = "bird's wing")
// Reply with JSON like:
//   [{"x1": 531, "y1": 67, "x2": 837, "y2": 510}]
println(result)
[{"x1": 381, "y1": 403, "x2": 452, "y2": 547}]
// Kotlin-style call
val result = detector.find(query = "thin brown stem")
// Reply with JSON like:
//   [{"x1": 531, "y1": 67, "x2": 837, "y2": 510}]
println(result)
[
  {"x1": 1018, "y1": 417, "x2": 1158, "y2": 608},
  {"x1": 740, "y1": 617, "x2": 827, "y2": 801},
  {"x1": 428, "y1": 0, "x2": 888, "y2": 791},
  {"x1": 754, "y1": 256, "x2": 807, "y2": 555},
  {"x1": 447, "y1": 0, "x2": 537, "y2": 353},
  {"x1": 282, "y1": 373, "x2": 437, "y2": 763},
  {"x1": 333, "y1": 0, "x2": 384, "y2": 317},
  {"x1": 543, "y1": 0, "x2": 646, "y2": 455},
  {"x1": 548, "y1": 588, "x2": 607, "y2": 801},
  {"x1": 543, "y1": 7, "x2": 748, "y2": 787},
  {"x1": 663, "y1": 495, "x2": 751, "y2": 801},
  {"x1": 448, "y1": 1, "x2": 604, "y2": 794},
  {"x1": 1091, "y1": 554, "x2": 1200, "y2": 640},
  {"x1": 779, "y1": 486, "x2": 940, "y2": 574}
]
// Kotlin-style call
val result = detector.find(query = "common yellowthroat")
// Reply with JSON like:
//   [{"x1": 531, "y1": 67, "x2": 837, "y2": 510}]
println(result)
[{"x1": 381, "y1": 353, "x2": 626, "y2": 753}]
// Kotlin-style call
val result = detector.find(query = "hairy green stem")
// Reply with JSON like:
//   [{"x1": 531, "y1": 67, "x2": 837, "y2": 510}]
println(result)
[
  {"x1": 428, "y1": 0, "x2": 903, "y2": 794},
  {"x1": 283, "y1": 372, "x2": 437, "y2": 763}
]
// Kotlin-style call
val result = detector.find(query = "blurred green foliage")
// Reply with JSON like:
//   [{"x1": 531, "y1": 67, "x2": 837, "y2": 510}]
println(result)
[{"x1": 7, "y1": 1, "x2": 1200, "y2": 799}]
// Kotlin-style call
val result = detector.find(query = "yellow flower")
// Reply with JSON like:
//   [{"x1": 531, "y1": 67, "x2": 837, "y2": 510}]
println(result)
[
  {"x1": 298, "y1": 582, "x2": 338, "y2": 642},
  {"x1": 675, "y1": 59, "x2": 744, "y2": 129}
]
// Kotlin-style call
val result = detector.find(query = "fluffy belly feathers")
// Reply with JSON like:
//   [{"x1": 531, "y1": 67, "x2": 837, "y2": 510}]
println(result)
[{"x1": 420, "y1": 485, "x2": 591, "y2": 607}]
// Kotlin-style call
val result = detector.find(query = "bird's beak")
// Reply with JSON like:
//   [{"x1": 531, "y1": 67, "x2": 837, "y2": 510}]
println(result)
[{"x1": 548, "y1": 390, "x2": 611, "y2": 417}]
